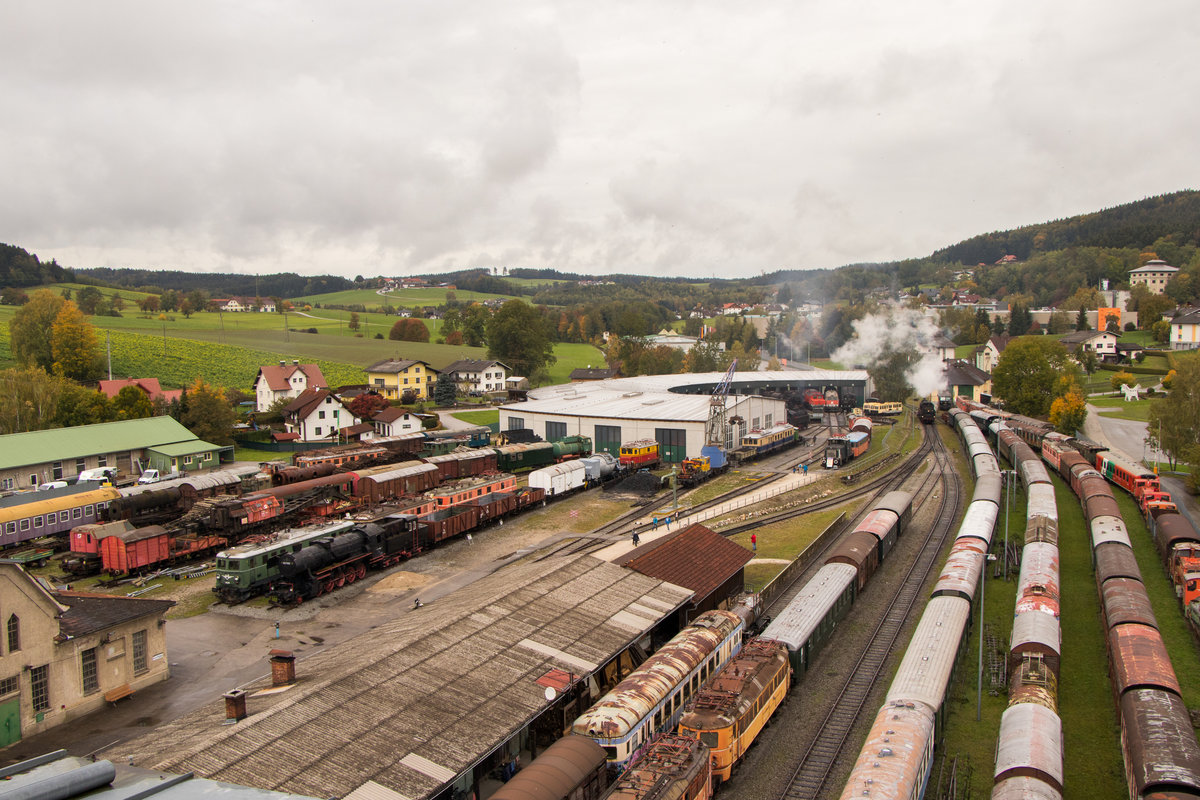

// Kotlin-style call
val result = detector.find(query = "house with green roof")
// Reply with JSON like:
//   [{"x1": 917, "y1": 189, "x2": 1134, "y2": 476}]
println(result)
[{"x1": 0, "y1": 417, "x2": 228, "y2": 491}]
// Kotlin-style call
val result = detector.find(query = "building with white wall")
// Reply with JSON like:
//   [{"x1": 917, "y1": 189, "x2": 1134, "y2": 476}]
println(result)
[{"x1": 498, "y1": 371, "x2": 868, "y2": 462}]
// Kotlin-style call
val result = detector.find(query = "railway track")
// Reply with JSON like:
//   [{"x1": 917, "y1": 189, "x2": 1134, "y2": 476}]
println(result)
[{"x1": 775, "y1": 425, "x2": 963, "y2": 800}]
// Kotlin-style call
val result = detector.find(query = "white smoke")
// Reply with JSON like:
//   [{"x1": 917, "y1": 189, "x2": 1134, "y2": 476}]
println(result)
[{"x1": 831, "y1": 305, "x2": 948, "y2": 398}]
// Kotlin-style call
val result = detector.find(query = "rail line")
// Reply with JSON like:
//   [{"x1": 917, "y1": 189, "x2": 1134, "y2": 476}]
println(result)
[{"x1": 778, "y1": 424, "x2": 962, "y2": 800}]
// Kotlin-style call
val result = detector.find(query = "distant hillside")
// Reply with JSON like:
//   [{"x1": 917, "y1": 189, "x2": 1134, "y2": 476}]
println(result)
[
  {"x1": 0, "y1": 242, "x2": 69, "y2": 288},
  {"x1": 931, "y1": 190, "x2": 1200, "y2": 265},
  {"x1": 75, "y1": 267, "x2": 354, "y2": 299}
]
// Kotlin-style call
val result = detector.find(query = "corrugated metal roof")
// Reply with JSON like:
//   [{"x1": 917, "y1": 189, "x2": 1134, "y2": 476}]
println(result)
[
  {"x1": 109, "y1": 555, "x2": 692, "y2": 800},
  {"x1": 0, "y1": 417, "x2": 201, "y2": 471}
]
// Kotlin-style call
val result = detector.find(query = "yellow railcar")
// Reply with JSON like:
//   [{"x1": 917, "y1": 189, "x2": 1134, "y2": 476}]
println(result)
[
  {"x1": 677, "y1": 638, "x2": 791, "y2": 782},
  {"x1": 0, "y1": 486, "x2": 123, "y2": 547}
]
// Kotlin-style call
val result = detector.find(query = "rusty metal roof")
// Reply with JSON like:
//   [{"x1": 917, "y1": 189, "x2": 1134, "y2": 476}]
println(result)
[{"x1": 107, "y1": 554, "x2": 692, "y2": 800}]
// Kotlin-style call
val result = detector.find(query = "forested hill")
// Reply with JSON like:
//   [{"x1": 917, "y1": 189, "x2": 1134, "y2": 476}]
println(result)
[
  {"x1": 76, "y1": 268, "x2": 354, "y2": 299},
  {"x1": 930, "y1": 190, "x2": 1200, "y2": 265},
  {"x1": 0, "y1": 243, "x2": 68, "y2": 287}
]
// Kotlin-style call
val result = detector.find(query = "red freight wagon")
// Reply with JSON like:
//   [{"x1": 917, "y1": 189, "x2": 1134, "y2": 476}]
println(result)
[{"x1": 101, "y1": 525, "x2": 169, "y2": 575}]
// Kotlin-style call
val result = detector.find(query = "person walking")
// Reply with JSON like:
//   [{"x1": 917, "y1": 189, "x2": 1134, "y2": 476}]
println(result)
[
  {"x1": 803, "y1": 463, "x2": 808, "y2": 475},
  {"x1": 632, "y1": 531, "x2": 640, "y2": 547},
  {"x1": 750, "y1": 533, "x2": 757, "y2": 552}
]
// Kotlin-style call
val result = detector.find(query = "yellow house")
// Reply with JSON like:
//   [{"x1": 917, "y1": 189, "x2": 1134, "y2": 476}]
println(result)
[{"x1": 364, "y1": 358, "x2": 438, "y2": 401}]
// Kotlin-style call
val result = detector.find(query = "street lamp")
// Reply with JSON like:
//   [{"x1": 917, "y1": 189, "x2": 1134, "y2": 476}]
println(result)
[{"x1": 977, "y1": 552, "x2": 998, "y2": 721}]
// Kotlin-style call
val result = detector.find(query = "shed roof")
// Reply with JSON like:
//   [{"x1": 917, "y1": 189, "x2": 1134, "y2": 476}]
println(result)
[
  {"x1": 54, "y1": 591, "x2": 175, "y2": 639},
  {"x1": 1129, "y1": 260, "x2": 1179, "y2": 273},
  {"x1": 0, "y1": 417, "x2": 203, "y2": 471},
  {"x1": 943, "y1": 359, "x2": 991, "y2": 387},
  {"x1": 111, "y1": 554, "x2": 693, "y2": 800},
  {"x1": 620, "y1": 524, "x2": 753, "y2": 603},
  {"x1": 364, "y1": 358, "x2": 434, "y2": 374}
]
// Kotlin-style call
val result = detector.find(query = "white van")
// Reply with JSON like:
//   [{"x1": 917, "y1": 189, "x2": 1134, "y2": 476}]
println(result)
[
  {"x1": 77, "y1": 467, "x2": 117, "y2": 484},
  {"x1": 36, "y1": 481, "x2": 69, "y2": 492}
]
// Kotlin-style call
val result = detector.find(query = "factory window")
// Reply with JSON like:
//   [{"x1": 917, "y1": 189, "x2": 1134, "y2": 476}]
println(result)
[
  {"x1": 98, "y1": 455, "x2": 107, "y2": 467},
  {"x1": 0, "y1": 478, "x2": 10, "y2": 490},
  {"x1": 81, "y1": 647, "x2": 99, "y2": 695},
  {"x1": 76, "y1": 459, "x2": 86, "y2": 473},
  {"x1": 30, "y1": 665, "x2": 49, "y2": 712},
  {"x1": 508, "y1": 417, "x2": 524, "y2": 431},
  {"x1": 653, "y1": 428, "x2": 687, "y2": 464},
  {"x1": 546, "y1": 422, "x2": 567, "y2": 441},
  {"x1": 764, "y1": 413, "x2": 772, "y2": 427},
  {"x1": 52, "y1": 462, "x2": 63, "y2": 480},
  {"x1": 6, "y1": 615, "x2": 18, "y2": 652},
  {"x1": 132, "y1": 630, "x2": 148, "y2": 674},
  {"x1": 28, "y1": 474, "x2": 37, "y2": 487},
  {"x1": 0, "y1": 676, "x2": 17, "y2": 696}
]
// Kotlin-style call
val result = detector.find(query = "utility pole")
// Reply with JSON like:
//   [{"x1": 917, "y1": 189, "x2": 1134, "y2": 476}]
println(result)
[{"x1": 106, "y1": 332, "x2": 112, "y2": 380}]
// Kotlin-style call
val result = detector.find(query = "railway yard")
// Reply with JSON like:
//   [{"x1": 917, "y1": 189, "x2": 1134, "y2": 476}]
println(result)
[{"x1": 5, "y1": 401, "x2": 1200, "y2": 800}]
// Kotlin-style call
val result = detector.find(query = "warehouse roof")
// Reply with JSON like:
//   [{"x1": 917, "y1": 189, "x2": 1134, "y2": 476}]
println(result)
[
  {"x1": 110, "y1": 554, "x2": 693, "y2": 800},
  {"x1": 0, "y1": 417, "x2": 204, "y2": 471},
  {"x1": 146, "y1": 440, "x2": 222, "y2": 457}
]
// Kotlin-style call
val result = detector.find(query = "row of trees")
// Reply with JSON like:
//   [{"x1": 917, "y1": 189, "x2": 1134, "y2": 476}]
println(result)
[{"x1": 0, "y1": 367, "x2": 236, "y2": 443}]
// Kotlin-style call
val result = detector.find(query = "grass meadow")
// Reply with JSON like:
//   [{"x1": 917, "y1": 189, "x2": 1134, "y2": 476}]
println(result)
[{"x1": 0, "y1": 293, "x2": 604, "y2": 391}]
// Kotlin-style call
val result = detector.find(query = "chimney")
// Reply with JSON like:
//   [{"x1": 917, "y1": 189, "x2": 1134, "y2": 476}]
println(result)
[
  {"x1": 224, "y1": 689, "x2": 247, "y2": 722},
  {"x1": 293, "y1": 359, "x2": 299, "y2": 366},
  {"x1": 270, "y1": 649, "x2": 296, "y2": 686},
  {"x1": 279, "y1": 360, "x2": 285, "y2": 367}
]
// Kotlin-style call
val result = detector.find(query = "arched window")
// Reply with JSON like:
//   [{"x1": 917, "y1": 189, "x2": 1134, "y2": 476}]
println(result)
[{"x1": 6, "y1": 614, "x2": 18, "y2": 653}]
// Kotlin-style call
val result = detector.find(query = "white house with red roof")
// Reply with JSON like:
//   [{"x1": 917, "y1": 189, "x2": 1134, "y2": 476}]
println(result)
[
  {"x1": 253, "y1": 360, "x2": 328, "y2": 412},
  {"x1": 282, "y1": 389, "x2": 361, "y2": 442}
]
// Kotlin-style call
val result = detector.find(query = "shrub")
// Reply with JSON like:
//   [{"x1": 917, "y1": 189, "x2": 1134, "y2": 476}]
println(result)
[{"x1": 1124, "y1": 322, "x2": 1136, "y2": 332}]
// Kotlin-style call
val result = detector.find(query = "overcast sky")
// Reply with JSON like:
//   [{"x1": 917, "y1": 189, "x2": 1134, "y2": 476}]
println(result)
[{"x1": 2, "y1": 2, "x2": 1198, "y2": 280}]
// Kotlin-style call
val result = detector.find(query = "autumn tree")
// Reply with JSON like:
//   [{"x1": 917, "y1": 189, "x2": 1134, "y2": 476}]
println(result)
[
  {"x1": 76, "y1": 286, "x2": 103, "y2": 315},
  {"x1": 54, "y1": 384, "x2": 113, "y2": 427},
  {"x1": 1148, "y1": 358, "x2": 1200, "y2": 471},
  {"x1": 0, "y1": 367, "x2": 67, "y2": 434},
  {"x1": 182, "y1": 378, "x2": 236, "y2": 445},
  {"x1": 683, "y1": 340, "x2": 722, "y2": 372},
  {"x1": 1049, "y1": 386, "x2": 1087, "y2": 434},
  {"x1": 990, "y1": 337, "x2": 1073, "y2": 416},
  {"x1": 348, "y1": 312, "x2": 360, "y2": 332},
  {"x1": 50, "y1": 302, "x2": 102, "y2": 381},
  {"x1": 1110, "y1": 371, "x2": 1135, "y2": 392},
  {"x1": 112, "y1": 385, "x2": 154, "y2": 420},
  {"x1": 388, "y1": 318, "x2": 430, "y2": 342},
  {"x1": 346, "y1": 392, "x2": 390, "y2": 418},
  {"x1": 486, "y1": 300, "x2": 556, "y2": 381},
  {"x1": 9, "y1": 289, "x2": 66, "y2": 371}
]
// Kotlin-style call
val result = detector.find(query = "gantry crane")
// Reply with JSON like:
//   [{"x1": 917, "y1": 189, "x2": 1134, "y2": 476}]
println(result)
[{"x1": 700, "y1": 360, "x2": 737, "y2": 470}]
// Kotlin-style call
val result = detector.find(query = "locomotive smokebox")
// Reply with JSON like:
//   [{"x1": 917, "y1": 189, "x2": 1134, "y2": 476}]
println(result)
[
  {"x1": 224, "y1": 689, "x2": 247, "y2": 721},
  {"x1": 270, "y1": 649, "x2": 296, "y2": 686}
]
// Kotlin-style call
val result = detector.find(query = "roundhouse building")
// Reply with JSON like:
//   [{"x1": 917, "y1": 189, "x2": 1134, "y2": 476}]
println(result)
[{"x1": 498, "y1": 370, "x2": 869, "y2": 461}]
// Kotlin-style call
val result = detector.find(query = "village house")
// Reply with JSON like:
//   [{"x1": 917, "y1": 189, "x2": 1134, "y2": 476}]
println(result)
[
  {"x1": 974, "y1": 335, "x2": 1010, "y2": 373},
  {"x1": 372, "y1": 407, "x2": 426, "y2": 436},
  {"x1": 209, "y1": 297, "x2": 277, "y2": 313},
  {"x1": 0, "y1": 562, "x2": 173, "y2": 747},
  {"x1": 253, "y1": 361, "x2": 328, "y2": 412},
  {"x1": 364, "y1": 358, "x2": 438, "y2": 401},
  {"x1": 97, "y1": 378, "x2": 182, "y2": 405},
  {"x1": 1059, "y1": 329, "x2": 1119, "y2": 361},
  {"x1": 441, "y1": 359, "x2": 511, "y2": 395},
  {"x1": 1170, "y1": 308, "x2": 1200, "y2": 350},
  {"x1": 282, "y1": 389, "x2": 361, "y2": 443}
]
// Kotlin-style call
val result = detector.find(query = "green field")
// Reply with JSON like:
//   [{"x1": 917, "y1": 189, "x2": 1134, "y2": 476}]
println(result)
[
  {"x1": 0, "y1": 301, "x2": 604, "y2": 392},
  {"x1": 293, "y1": 286, "x2": 519, "y2": 308},
  {"x1": 450, "y1": 409, "x2": 499, "y2": 426},
  {"x1": 1090, "y1": 395, "x2": 1155, "y2": 421}
]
